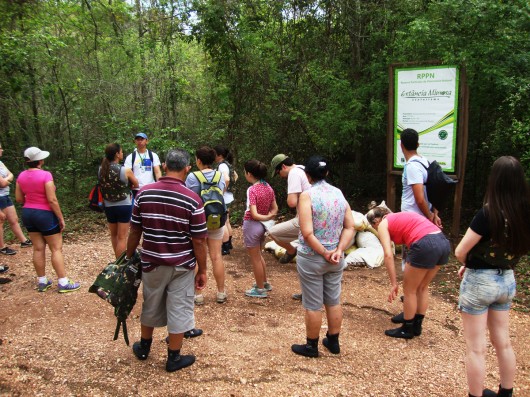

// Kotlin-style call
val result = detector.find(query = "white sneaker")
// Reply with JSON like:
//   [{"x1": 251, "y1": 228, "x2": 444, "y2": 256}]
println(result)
[
  {"x1": 194, "y1": 294, "x2": 204, "y2": 305},
  {"x1": 216, "y1": 292, "x2": 227, "y2": 304}
]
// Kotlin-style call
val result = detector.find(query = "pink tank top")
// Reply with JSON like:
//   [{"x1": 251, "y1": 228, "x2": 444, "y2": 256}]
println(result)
[
  {"x1": 386, "y1": 212, "x2": 441, "y2": 248},
  {"x1": 17, "y1": 169, "x2": 54, "y2": 211}
]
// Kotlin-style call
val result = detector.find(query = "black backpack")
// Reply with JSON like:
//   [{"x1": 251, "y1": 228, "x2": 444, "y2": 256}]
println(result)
[
  {"x1": 216, "y1": 160, "x2": 237, "y2": 193},
  {"x1": 412, "y1": 159, "x2": 457, "y2": 211},
  {"x1": 89, "y1": 251, "x2": 142, "y2": 345},
  {"x1": 193, "y1": 171, "x2": 227, "y2": 230}
]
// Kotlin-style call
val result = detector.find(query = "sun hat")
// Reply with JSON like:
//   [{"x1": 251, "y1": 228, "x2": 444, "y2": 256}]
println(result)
[
  {"x1": 270, "y1": 154, "x2": 288, "y2": 177},
  {"x1": 24, "y1": 147, "x2": 50, "y2": 162},
  {"x1": 135, "y1": 132, "x2": 148, "y2": 140}
]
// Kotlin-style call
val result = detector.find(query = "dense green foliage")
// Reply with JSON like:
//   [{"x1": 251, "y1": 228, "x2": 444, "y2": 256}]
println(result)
[{"x1": 0, "y1": 0, "x2": 529, "y2": 216}]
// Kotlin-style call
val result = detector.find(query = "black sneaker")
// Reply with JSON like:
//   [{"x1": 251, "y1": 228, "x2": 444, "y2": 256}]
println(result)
[
  {"x1": 385, "y1": 325, "x2": 414, "y2": 339},
  {"x1": 279, "y1": 251, "x2": 296, "y2": 264},
  {"x1": 166, "y1": 352, "x2": 195, "y2": 372},
  {"x1": 184, "y1": 328, "x2": 203, "y2": 339},
  {"x1": 20, "y1": 239, "x2": 32, "y2": 248},
  {"x1": 0, "y1": 277, "x2": 12, "y2": 284},
  {"x1": 0, "y1": 247, "x2": 16, "y2": 256},
  {"x1": 221, "y1": 242, "x2": 230, "y2": 255},
  {"x1": 291, "y1": 343, "x2": 318, "y2": 358},
  {"x1": 132, "y1": 340, "x2": 151, "y2": 360},
  {"x1": 322, "y1": 333, "x2": 340, "y2": 354},
  {"x1": 0, "y1": 265, "x2": 9, "y2": 274},
  {"x1": 292, "y1": 293, "x2": 302, "y2": 301}
]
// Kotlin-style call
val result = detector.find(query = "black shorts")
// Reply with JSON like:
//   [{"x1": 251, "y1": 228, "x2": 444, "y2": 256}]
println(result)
[{"x1": 407, "y1": 233, "x2": 450, "y2": 269}]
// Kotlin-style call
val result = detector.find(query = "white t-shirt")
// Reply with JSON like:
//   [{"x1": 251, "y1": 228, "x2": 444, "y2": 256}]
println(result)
[
  {"x1": 0, "y1": 161, "x2": 9, "y2": 196},
  {"x1": 124, "y1": 149, "x2": 161, "y2": 189},
  {"x1": 287, "y1": 166, "x2": 311, "y2": 195},
  {"x1": 217, "y1": 162, "x2": 234, "y2": 205},
  {"x1": 401, "y1": 155, "x2": 430, "y2": 215}
]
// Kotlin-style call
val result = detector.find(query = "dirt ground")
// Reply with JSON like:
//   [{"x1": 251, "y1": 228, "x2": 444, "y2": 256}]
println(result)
[{"x1": 0, "y1": 226, "x2": 529, "y2": 397}]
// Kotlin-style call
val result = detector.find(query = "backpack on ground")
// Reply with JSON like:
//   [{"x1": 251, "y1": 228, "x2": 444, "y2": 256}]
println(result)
[
  {"x1": 89, "y1": 251, "x2": 142, "y2": 346},
  {"x1": 193, "y1": 171, "x2": 227, "y2": 230},
  {"x1": 412, "y1": 159, "x2": 457, "y2": 211},
  {"x1": 217, "y1": 160, "x2": 238, "y2": 193},
  {"x1": 131, "y1": 149, "x2": 157, "y2": 182},
  {"x1": 88, "y1": 183, "x2": 104, "y2": 212}
]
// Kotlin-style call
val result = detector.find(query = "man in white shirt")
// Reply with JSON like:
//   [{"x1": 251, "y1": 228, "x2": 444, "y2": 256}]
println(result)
[{"x1": 124, "y1": 133, "x2": 162, "y2": 197}]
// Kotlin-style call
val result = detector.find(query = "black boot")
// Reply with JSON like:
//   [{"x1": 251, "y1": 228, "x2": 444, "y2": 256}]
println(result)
[
  {"x1": 385, "y1": 319, "x2": 414, "y2": 339},
  {"x1": 413, "y1": 314, "x2": 424, "y2": 336},
  {"x1": 221, "y1": 241, "x2": 230, "y2": 255},
  {"x1": 227, "y1": 236, "x2": 233, "y2": 250},
  {"x1": 132, "y1": 337, "x2": 152, "y2": 360},
  {"x1": 291, "y1": 337, "x2": 319, "y2": 358},
  {"x1": 322, "y1": 332, "x2": 340, "y2": 354},
  {"x1": 391, "y1": 311, "x2": 405, "y2": 324},
  {"x1": 166, "y1": 349, "x2": 196, "y2": 372},
  {"x1": 496, "y1": 385, "x2": 513, "y2": 397}
]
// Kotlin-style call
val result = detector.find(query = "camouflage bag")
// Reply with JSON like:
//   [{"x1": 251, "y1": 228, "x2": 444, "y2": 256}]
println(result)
[{"x1": 89, "y1": 251, "x2": 142, "y2": 345}]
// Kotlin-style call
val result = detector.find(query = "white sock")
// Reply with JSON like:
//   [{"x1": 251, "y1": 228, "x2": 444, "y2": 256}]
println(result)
[
  {"x1": 58, "y1": 277, "x2": 69, "y2": 286},
  {"x1": 38, "y1": 276, "x2": 48, "y2": 284}
]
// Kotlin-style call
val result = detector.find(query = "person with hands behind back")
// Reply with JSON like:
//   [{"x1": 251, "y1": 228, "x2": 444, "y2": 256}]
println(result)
[
  {"x1": 291, "y1": 156, "x2": 354, "y2": 358},
  {"x1": 366, "y1": 207, "x2": 450, "y2": 339},
  {"x1": 455, "y1": 156, "x2": 530, "y2": 397}
]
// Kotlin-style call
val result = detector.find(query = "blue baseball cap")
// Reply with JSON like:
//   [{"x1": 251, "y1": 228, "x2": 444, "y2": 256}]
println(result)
[{"x1": 135, "y1": 132, "x2": 148, "y2": 140}]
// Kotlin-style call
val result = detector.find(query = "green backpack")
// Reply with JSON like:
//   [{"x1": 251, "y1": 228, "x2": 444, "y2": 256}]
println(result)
[
  {"x1": 89, "y1": 251, "x2": 142, "y2": 345},
  {"x1": 193, "y1": 171, "x2": 227, "y2": 230}
]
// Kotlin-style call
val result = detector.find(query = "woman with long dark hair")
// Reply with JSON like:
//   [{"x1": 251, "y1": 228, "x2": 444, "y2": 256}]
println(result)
[
  {"x1": 214, "y1": 145, "x2": 237, "y2": 255},
  {"x1": 99, "y1": 143, "x2": 138, "y2": 258},
  {"x1": 455, "y1": 156, "x2": 530, "y2": 397}
]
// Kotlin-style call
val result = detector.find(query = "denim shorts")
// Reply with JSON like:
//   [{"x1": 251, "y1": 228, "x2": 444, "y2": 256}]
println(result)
[
  {"x1": 104, "y1": 205, "x2": 132, "y2": 224},
  {"x1": 407, "y1": 232, "x2": 450, "y2": 269},
  {"x1": 242, "y1": 219, "x2": 266, "y2": 248},
  {"x1": 458, "y1": 268, "x2": 516, "y2": 315},
  {"x1": 0, "y1": 195, "x2": 14, "y2": 210},
  {"x1": 21, "y1": 208, "x2": 61, "y2": 236}
]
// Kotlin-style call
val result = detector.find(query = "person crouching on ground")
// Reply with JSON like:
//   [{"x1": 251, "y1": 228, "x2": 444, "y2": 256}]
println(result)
[
  {"x1": 242, "y1": 159, "x2": 278, "y2": 298},
  {"x1": 126, "y1": 149, "x2": 208, "y2": 372},
  {"x1": 291, "y1": 156, "x2": 354, "y2": 358},
  {"x1": 366, "y1": 207, "x2": 450, "y2": 339}
]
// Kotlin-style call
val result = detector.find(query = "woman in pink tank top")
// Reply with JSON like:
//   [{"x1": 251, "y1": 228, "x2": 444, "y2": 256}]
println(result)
[{"x1": 367, "y1": 207, "x2": 450, "y2": 339}]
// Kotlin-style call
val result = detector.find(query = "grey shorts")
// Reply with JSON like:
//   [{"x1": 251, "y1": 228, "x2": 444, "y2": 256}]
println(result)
[
  {"x1": 296, "y1": 251, "x2": 343, "y2": 311},
  {"x1": 407, "y1": 232, "x2": 450, "y2": 269},
  {"x1": 268, "y1": 217, "x2": 299, "y2": 243},
  {"x1": 243, "y1": 219, "x2": 266, "y2": 248},
  {"x1": 140, "y1": 266, "x2": 195, "y2": 334},
  {"x1": 458, "y1": 268, "x2": 516, "y2": 315}
]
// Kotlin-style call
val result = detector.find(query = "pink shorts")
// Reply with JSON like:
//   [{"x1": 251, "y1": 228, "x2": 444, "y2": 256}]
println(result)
[{"x1": 243, "y1": 219, "x2": 266, "y2": 248}]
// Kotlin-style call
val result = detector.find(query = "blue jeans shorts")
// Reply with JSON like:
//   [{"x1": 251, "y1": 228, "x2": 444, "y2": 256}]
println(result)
[
  {"x1": 104, "y1": 205, "x2": 132, "y2": 224},
  {"x1": 21, "y1": 208, "x2": 61, "y2": 236},
  {"x1": 458, "y1": 268, "x2": 516, "y2": 315},
  {"x1": 0, "y1": 195, "x2": 14, "y2": 210}
]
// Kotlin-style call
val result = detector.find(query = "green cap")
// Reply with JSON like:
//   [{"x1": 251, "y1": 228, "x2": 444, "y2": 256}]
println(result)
[{"x1": 270, "y1": 154, "x2": 288, "y2": 177}]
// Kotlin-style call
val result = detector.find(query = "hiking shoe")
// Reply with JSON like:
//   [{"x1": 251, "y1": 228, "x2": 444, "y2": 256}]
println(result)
[
  {"x1": 322, "y1": 333, "x2": 340, "y2": 354},
  {"x1": 291, "y1": 343, "x2": 318, "y2": 358},
  {"x1": 194, "y1": 294, "x2": 204, "y2": 305},
  {"x1": 37, "y1": 279, "x2": 53, "y2": 292},
  {"x1": 482, "y1": 389, "x2": 497, "y2": 397},
  {"x1": 184, "y1": 328, "x2": 203, "y2": 339},
  {"x1": 252, "y1": 282, "x2": 273, "y2": 291},
  {"x1": 292, "y1": 293, "x2": 302, "y2": 301},
  {"x1": 166, "y1": 351, "x2": 195, "y2": 372},
  {"x1": 216, "y1": 292, "x2": 227, "y2": 303},
  {"x1": 385, "y1": 325, "x2": 414, "y2": 339},
  {"x1": 133, "y1": 340, "x2": 151, "y2": 360},
  {"x1": 57, "y1": 280, "x2": 80, "y2": 293},
  {"x1": 245, "y1": 286, "x2": 268, "y2": 298},
  {"x1": 391, "y1": 312, "x2": 405, "y2": 324},
  {"x1": 0, "y1": 265, "x2": 8, "y2": 274},
  {"x1": 20, "y1": 239, "x2": 32, "y2": 248},
  {"x1": 0, "y1": 247, "x2": 16, "y2": 256},
  {"x1": 0, "y1": 277, "x2": 12, "y2": 284},
  {"x1": 221, "y1": 243, "x2": 230, "y2": 255},
  {"x1": 279, "y1": 251, "x2": 296, "y2": 264}
]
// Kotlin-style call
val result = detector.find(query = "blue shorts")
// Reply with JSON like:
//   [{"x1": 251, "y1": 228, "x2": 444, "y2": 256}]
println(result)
[
  {"x1": 407, "y1": 232, "x2": 450, "y2": 269},
  {"x1": 458, "y1": 268, "x2": 516, "y2": 315},
  {"x1": 0, "y1": 195, "x2": 14, "y2": 210},
  {"x1": 104, "y1": 205, "x2": 132, "y2": 224},
  {"x1": 242, "y1": 219, "x2": 266, "y2": 248},
  {"x1": 21, "y1": 208, "x2": 61, "y2": 236}
]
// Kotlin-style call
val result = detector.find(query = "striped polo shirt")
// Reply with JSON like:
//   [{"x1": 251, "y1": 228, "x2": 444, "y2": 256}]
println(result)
[{"x1": 131, "y1": 176, "x2": 207, "y2": 270}]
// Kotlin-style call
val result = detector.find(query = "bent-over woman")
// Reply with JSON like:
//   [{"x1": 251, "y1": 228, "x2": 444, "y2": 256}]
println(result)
[
  {"x1": 291, "y1": 156, "x2": 354, "y2": 358},
  {"x1": 15, "y1": 147, "x2": 79, "y2": 293},
  {"x1": 366, "y1": 208, "x2": 450, "y2": 339},
  {"x1": 455, "y1": 156, "x2": 530, "y2": 397},
  {"x1": 99, "y1": 143, "x2": 138, "y2": 258}
]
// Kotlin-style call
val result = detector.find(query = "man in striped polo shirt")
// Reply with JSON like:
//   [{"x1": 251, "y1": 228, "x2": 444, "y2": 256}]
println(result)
[{"x1": 126, "y1": 148, "x2": 208, "y2": 372}]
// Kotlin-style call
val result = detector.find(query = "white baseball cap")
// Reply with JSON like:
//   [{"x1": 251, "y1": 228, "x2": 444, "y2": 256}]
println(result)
[{"x1": 24, "y1": 147, "x2": 50, "y2": 162}]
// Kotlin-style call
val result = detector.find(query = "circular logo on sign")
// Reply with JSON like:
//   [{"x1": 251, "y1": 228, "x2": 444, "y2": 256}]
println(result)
[{"x1": 438, "y1": 130, "x2": 448, "y2": 140}]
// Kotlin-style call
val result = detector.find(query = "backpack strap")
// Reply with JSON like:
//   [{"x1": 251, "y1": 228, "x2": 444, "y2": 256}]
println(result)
[
  {"x1": 410, "y1": 159, "x2": 429, "y2": 171},
  {"x1": 193, "y1": 170, "x2": 221, "y2": 184},
  {"x1": 211, "y1": 171, "x2": 221, "y2": 184},
  {"x1": 148, "y1": 149, "x2": 157, "y2": 182},
  {"x1": 131, "y1": 150, "x2": 136, "y2": 170},
  {"x1": 193, "y1": 171, "x2": 208, "y2": 184}
]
